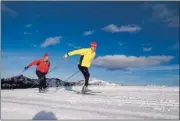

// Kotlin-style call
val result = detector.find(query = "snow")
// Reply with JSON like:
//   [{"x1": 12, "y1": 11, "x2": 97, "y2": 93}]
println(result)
[
  {"x1": 88, "y1": 78, "x2": 119, "y2": 86},
  {"x1": 1, "y1": 85, "x2": 179, "y2": 119}
]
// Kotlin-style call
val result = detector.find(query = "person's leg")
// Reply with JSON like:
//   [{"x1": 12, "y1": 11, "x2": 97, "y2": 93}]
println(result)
[
  {"x1": 78, "y1": 65, "x2": 87, "y2": 92},
  {"x1": 78, "y1": 65, "x2": 86, "y2": 83},
  {"x1": 42, "y1": 74, "x2": 47, "y2": 89},
  {"x1": 83, "y1": 67, "x2": 90, "y2": 87},
  {"x1": 36, "y1": 71, "x2": 44, "y2": 92},
  {"x1": 36, "y1": 71, "x2": 42, "y2": 91},
  {"x1": 78, "y1": 65, "x2": 90, "y2": 93}
]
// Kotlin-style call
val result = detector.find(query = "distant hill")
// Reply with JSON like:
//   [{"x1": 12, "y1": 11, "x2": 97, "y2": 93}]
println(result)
[
  {"x1": 1, "y1": 75, "x2": 120, "y2": 89},
  {"x1": 1, "y1": 75, "x2": 82, "y2": 89}
]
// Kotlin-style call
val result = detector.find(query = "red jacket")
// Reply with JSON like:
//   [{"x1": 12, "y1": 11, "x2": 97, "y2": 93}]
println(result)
[{"x1": 28, "y1": 59, "x2": 50, "y2": 73}]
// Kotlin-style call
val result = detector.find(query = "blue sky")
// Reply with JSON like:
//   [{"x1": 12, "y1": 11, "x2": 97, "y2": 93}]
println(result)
[{"x1": 1, "y1": 1, "x2": 179, "y2": 86}]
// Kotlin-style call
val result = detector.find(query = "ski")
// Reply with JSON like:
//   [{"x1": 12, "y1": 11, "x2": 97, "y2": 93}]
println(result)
[
  {"x1": 70, "y1": 89, "x2": 97, "y2": 95},
  {"x1": 76, "y1": 91, "x2": 96, "y2": 95},
  {"x1": 33, "y1": 88, "x2": 56, "y2": 94},
  {"x1": 35, "y1": 91, "x2": 55, "y2": 94}
]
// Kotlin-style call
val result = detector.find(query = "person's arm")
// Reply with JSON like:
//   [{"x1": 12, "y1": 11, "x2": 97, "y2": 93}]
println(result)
[
  {"x1": 24, "y1": 59, "x2": 41, "y2": 71},
  {"x1": 28, "y1": 59, "x2": 41, "y2": 67},
  {"x1": 65, "y1": 48, "x2": 88, "y2": 57}
]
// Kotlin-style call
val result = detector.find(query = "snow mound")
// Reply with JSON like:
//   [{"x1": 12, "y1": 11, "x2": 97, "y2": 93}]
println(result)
[{"x1": 32, "y1": 110, "x2": 58, "y2": 120}]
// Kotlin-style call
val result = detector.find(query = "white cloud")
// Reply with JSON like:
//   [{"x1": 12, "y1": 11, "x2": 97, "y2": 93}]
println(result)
[
  {"x1": 2, "y1": 3, "x2": 18, "y2": 17},
  {"x1": 102, "y1": 24, "x2": 142, "y2": 33},
  {"x1": 145, "y1": 3, "x2": 179, "y2": 28},
  {"x1": 102, "y1": 24, "x2": 119, "y2": 33},
  {"x1": 167, "y1": 16, "x2": 179, "y2": 28},
  {"x1": 130, "y1": 64, "x2": 179, "y2": 71},
  {"x1": 118, "y1": 42, "x2": 124, "y2": 46},
  {"x1": 83, "y1": 30, "x2": 94, "y2": 36},
  {"x1": 143, "y1": 47, "x2": 152, "y2": 52},
  {"x1": 119, "y1": 25, "x2": 141, "y2": 32},
  {"x1": 25, "y1": 24, "x2": 32, "y2": 28},
  {"x1": 41, "y1": 36, "x2": 62, "y2": 48},
  {"x1": 92, "y1": 55, "x2": 174, "y2": 70},
  {"x1": 67, "y1": 43, "x2": 81, "y2": 49},
  {"x1": 24, "y1": 32, "x2": 32, "y2": 35}
]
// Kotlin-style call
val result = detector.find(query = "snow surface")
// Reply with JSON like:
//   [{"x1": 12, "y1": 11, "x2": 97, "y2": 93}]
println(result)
[{"x1": 1, "y1": 85, "x2": 179, "y2": 120}]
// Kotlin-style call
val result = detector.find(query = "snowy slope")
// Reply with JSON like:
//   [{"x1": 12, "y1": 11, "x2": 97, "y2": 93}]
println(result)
[{"x1": 1, "y1": 86, "x2": 179, "y2": 120}]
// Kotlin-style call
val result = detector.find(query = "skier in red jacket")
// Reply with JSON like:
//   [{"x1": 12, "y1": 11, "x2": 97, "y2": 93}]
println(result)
[{"x1": 24, "y1": 53, "x2": 50, "y2": 92}]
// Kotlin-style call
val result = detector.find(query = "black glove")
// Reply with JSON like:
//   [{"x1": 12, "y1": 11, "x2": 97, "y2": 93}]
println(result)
[{"x1": 24, "y1": 66, "x2": 29, "y2": 70}]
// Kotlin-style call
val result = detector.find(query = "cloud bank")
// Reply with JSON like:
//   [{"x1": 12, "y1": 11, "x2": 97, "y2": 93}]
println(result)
[
  {"x1": 92, "y1": 55, "x2": 174, "y2": 70},
  {"x1": 102, "y1": 24, "x2": 141, "y2": 33},
  {"x1": 145, "y1": 3, "x2": 179, "y2": 28}
]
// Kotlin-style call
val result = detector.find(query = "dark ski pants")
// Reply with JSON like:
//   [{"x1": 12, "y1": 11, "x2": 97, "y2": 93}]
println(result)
[
  {"x1": 36, "y1": 71, "x2": 47, "y2": 89},
  {"x1": 78, "y1": 64, "x2": 90, "y2": 87}
]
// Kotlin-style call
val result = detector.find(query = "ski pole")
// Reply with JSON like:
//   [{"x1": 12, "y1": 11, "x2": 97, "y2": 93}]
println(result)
[
  {"x1": 47, "y1": 57, "x2": 65, "y2": 75},
  {"x1": 21, "y1": 69, "x2": 26, "y2": 75},
  {"x1": 46, "y1": 65, "x2": 57, "y2": 75},
  {"x1": 27, "y1": 65, "x2": 58, "y2": 89},
  {"x1": 27, "y1": 57, "x2": 65, "y2": 89},
  {"x1": 63, "y1": 70, "x2": 80, "y2": 82},
  {"x1": 54, "y1": 70, "x2": 80, "y2": 92},
  {"x1": 26, "y1": 58, "x2": 65, "y2": 89}
]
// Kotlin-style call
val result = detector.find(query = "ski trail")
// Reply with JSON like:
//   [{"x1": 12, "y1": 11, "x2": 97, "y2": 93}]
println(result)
[{"x1": 1, "y1": 86, "x2": 179, "y2": 119}]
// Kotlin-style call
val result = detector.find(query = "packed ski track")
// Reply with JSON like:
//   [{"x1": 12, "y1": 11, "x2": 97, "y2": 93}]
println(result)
[{"x1": 1, "y1": 86, "x2": 179, "y2": 120}]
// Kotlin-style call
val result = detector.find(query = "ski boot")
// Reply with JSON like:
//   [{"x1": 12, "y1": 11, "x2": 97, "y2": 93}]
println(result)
[
  {"x1": 40, "y1": 88, "x2": 47, "y2": 93},
  {"x1": 81, "y1": 86, "x2": 91, "y2": 94},
  {"x1": 87, "y1": 88, "x2": 92, "y2": 92},
  {"x1": 43, "y1": 88, "x2": 48, "y2": 92},
  {"x1": 39, "y1": 88, "x2": 42, "y2": 93},
  {"x1": 82, "y1": 81, "x2": 91, "y2": 92},
  {"x1": 81, "y1": 86, "x2": 87, "y2": 94}
]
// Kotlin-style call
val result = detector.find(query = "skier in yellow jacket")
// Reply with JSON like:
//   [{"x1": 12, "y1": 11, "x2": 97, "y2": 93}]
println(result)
[{"x1": 64, "y1": 41, "x2": 97, "y2": 93}]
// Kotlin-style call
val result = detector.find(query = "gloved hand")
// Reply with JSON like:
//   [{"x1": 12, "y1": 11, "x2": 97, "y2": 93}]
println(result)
[
  {"x1": 24, "y1": 66, "x2": 29, "y2": 71},
  {"x1": 63, "y1": 54, "x2": 68, "y2": 59}
]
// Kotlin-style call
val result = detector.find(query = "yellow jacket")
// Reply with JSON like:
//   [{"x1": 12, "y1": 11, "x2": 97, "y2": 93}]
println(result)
[{"x1": 67, "y1": 48, "x2": 96, "y2": 68}]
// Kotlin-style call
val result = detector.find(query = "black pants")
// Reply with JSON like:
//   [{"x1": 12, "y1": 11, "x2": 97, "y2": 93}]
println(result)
[
  {"x1": 36, "y1": 71, "x2": 47, "y2": 89},
  {"x1": 78, "y1": 65, "x2": 90, "y2": 87}
]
